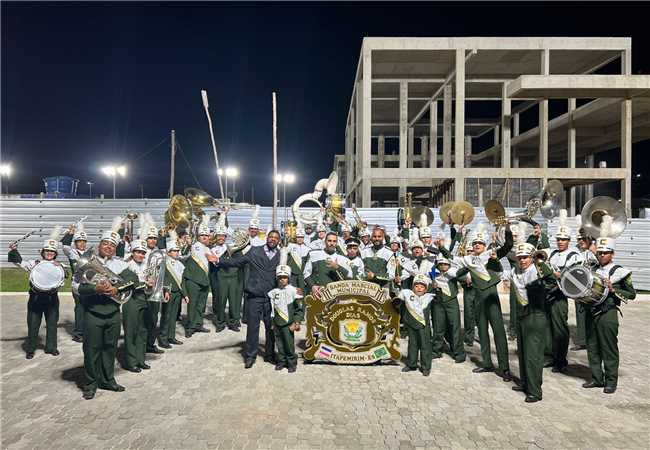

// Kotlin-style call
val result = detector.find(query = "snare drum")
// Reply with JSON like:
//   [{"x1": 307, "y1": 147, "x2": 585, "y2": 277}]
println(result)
[
  {"x1": 559, "y1": 265, "x2": 609, "y2": 305},
  {"x1": 29, "y1": 261, "x2": 65, "y2": 292}
]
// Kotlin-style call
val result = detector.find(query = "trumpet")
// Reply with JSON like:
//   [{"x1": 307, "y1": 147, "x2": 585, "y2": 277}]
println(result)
[{"x1": 351, "y1": 204, "x2": 367, "y2": 231}]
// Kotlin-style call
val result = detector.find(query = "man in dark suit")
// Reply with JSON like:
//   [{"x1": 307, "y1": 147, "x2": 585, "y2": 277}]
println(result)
[{"x1": 215, "y1": 230, "x2": 282, "y2": 369}]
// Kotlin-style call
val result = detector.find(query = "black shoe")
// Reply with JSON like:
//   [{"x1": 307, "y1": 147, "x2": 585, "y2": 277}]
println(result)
[
  {"x1": 45, "y1": 349, "x2": 60, "y2": 356},
  {"x1": 500, "y1": 370, "x2": 513, "y2": 382},
  {"x1": 288, "y1": 366, "x2": 296, "y2": 373},
  {"x1": 72, "y1": 335, "x2": 83, "y2": 343},
  {"x1": 228, "y1": 325, "x2": 241, "y2": 332},
  {"x1": 431, "y1": 353, "x2": 442, "y2": 359},
  {"x1": 473, "y1": 367, "x2": 495, "y2": 374},
  {"x1": 185, "y1": 330, "x2": 193, "y2": 338},
  {"x1": 571, "y1": 345, "x2": 587, "y2": 351},
  {"x1": 543, "y1": 361, "x2": 554, "y2": 368},
  {"x1": 126, "y1": 367, "x2": 142, "y2": 373},
  {"x1": 82, "y1": 390, "x2": 96, "y2": 400},
  {"x1": 401, "y1": 366, "x2": 417, "y2": 373},
  {"x1": 604, "y1": 386, "x2": 617, "y2": 394},
  {"x1": 146, "y1": 346, "x2": 165, "y2": 354},
  {"x1": 26, "y1": 352, "x2": 35, "y2": 359},
  {"x1": 139, "y1": 363, "x2": 151, "y2": 370},
  {"x1": 454, "y1": 357, "x2": 466, "y2": 364},
  {"x1": 275, "y1": 362, "x2": 286, "y2": 371},
  {"x1": 552, "y1": 366, "x2": 567, "y2": 373},
  {"x1": 525, "y1": 395, "x2": 541, "y2": 403},
  {"x1": 582, "y1": 381, "x2": 604, "y2": 389},
  {"x1": 169, "y1": 339, "x2": 183, "y2": 345},
  {"x1": 158, "y1": 342, "x2": 172, "y2": 349},
  {"x1": 264, "y1": 355, "x2": 277, "y2": 364},
  {"x1": 99, "y1": 383, "x2": 125, "y2": 392},
  {"x1": 512, "y1": 385, "x2": 526, "y2": 392},
  {"x1": 421, "y1": 369, "x2": 431, "y2": 377},
  {"x1": 214, "y1": 326, "x2": 226, "y2": 333},
  {"x1": 244, "y1": 359, "x2": 255, "y2": 369},
  {"x1": 195, "y1": 326, "x2": 210, "y2": 333}
]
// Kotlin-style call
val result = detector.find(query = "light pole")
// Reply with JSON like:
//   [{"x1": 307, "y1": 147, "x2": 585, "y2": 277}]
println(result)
[
  {"x1": 275, "y1": 172, "x2": 295, "y2": 222},
  {"x1": 101, "y1": 165, "x2": 127, "y2": 199},
  {"x1": 0, "y1": 164, "x2": 11, "y2": 195},
  {"x1": 87, "y1": 181, "x2": 94, "y2": 198},
  {"x1": 218, "y1": 167, "x2": 239, "y2": 201}
]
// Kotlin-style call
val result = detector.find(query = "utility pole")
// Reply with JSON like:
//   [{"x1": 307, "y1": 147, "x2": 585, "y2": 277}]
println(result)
[
  {"x1": 169, "y1": 129, "x2": 176, "y2": 197},
  {"x1": 272, "y1": 92, "x2": 278, "y2": 229},
  {"x1": 251, "y1": 185, "x2": 255, "y2": 204}
]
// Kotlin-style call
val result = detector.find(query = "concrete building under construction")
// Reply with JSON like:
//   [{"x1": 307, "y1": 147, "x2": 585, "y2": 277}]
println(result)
[{"x1": 334, "y1": 37, "x2": 650, "y2": 215}]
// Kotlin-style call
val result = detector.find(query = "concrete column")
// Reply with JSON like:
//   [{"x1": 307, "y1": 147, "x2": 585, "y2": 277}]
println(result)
[
  {"x1": 621, "y1": 99, "x2": 632, "y2": 215},
  {"x1": 585, "y1": 155, "x2": 594, "y2": 202},
  {"x1": 493, "y1": 125, "x2": 500, "y2": 167},
  {"x1": 443, "y1": 85, "x2": 452, "y2": 168},
  {"x1": 360, "y1": 47, "x2": 372, "y2": 207},
  {"x1": 464, "y1": 136, "x2": 472, "y2": 168},
  {"x1": 399, "y1": 81, "x2": 408, "y2": 170},
  {"x1": 429, "y1": 100, "x2": 438, "y2": 169},
  {"x1": 355, "y1": 83, "x2": 363, "y2": 200},
  {"x1": 407, "y1": 127, "x2": 415, "y2": 168},
  {"x1": 420, "y1": 136, "x2": 428, "y2": 168},
  {"x1": 539, "y1": 49, "x2": 550, "y2": 179},
  {"x1": 377, "y1": 134, "x2": 385, "y2": 168},
  {"x1": 454, "y1": 48, "x2": 466, "y2": 201},
  {"x1": 621, "y1": 49, "x2": 632, "y2": 216},
  {"x1": 345, "y1": 116, "x2": 354, "y2": 194},
  {"x1": 501, "y1": 83, "x2": 511, "y2": 169},
  {"x1": 568, "y1": 98, "x2": 577, "y2": 215},
  {"x1": 513, "y1": 112, "x2": 520, "y2": 166}
]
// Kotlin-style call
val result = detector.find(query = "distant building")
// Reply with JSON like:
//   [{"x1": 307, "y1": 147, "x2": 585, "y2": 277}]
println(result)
[{"x1": 334, "y1": 37, "x2": 650, "y2": 215}]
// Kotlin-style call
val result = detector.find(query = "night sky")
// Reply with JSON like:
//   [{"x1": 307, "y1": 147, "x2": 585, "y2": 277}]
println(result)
[{"x1": 2, "y1": 2, "x2": 649, "y2": 204}]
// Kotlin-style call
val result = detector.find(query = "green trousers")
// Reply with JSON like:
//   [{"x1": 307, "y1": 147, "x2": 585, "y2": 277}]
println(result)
[
  {"x1": 215, "y1": 276, "x2": 243, "y2": 328},
  {"x1": 508, "y1": 283, "x2": 518, "y2": 337},
  {"x1": 72, "y1": 292, "x2": 84, "y2": 339},
  {"x1": 406, "y1": 325, "x2": 432, "y2": 370},
  {"x1": 83, "y1": 310, "x2": 120, "y2": 391},
  {"x1": 432, "y1": 299, "x2": 466, "y2": 361},
  {"x1": 26, "y1": 294, "x2": 59, "y2": 353},
  {"x1": 122, "y1": 298, "x2": 147, "y2": 368},
  {"x1": 186, "y1": 280, "x2": 209, "y2": 331},
  {"x1": 476, "y1": 288, "x2": 510, "y2": 371},
  {"x1": 463, "y1": 287, "x2": 477, "y2": 344},
  {"x1": 145, "y1": 301, "x2": 160, "y2": 348},
  {"x1": 546, "y1": 298, "x2": 569, "y2": 369},
  {"x1": 516, "y1": 312, "x2": 547, "y2": 400},
  {"x1": 273, "y1": 324, "x2": 297, "y2": 367},
  {"x1": 574, "y1": 300, "x2": 586, "y2": 346},
  {"x1": 585, "y1": 307, "x2": 619, "y2": 387},
  {"x1": 159, "y1": 293, "x2": 182, "y2": 345}
]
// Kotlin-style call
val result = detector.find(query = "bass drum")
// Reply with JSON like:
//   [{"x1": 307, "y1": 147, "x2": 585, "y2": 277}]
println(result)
[
  {"x1": 29, "y1": 261, "x2": 65, "y2": 293},
  {"x1": 559, "y1": 265, "x2": 608, "y2": 305}
]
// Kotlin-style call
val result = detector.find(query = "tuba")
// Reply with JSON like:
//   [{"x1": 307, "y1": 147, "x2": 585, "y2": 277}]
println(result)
[
  {"x1": 580, "y1": 196, "x2": 627, "y2": 239},
  {"x1": 75, "y1": 254, "x2": 134, "y2": 305},
  {"x1": 292, "y1": 171, "x2": 341, "y2": 225}
]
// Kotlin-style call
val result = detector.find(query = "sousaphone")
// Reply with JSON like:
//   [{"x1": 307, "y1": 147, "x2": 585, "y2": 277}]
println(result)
[{"x1": 580, "y1": 196, "x2": 627, "y2": 239}]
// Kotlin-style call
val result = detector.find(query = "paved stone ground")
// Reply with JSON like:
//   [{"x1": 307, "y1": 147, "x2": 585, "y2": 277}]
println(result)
[{"x1": 1, "y1": 293, "x2": 649, "y2": 450}]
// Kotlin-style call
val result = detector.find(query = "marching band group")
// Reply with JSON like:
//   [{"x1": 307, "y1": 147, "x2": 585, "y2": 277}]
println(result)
[{"x1": 8, "y1": 201, "x2": 636, "y2": 403}]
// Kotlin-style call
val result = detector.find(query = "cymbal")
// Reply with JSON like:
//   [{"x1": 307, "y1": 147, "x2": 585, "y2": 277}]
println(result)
[
  {"x1": 450, "y1": 201, "x2": 475, "y2": 225},
  {"x1": 412, "y1": 206, "x2": 434, "y2": 227},
  {"x1": 439, "y1": 201, "x2": 455, "y2": 225},
  {"x1": 484, "y1": 199, "x2": 506, "y2": 224}
]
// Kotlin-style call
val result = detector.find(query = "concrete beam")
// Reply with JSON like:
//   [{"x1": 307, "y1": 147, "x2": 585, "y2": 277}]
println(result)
[
  {"x1": 363, "y1": 37, "x2": 631, "y2": 51},
  {"x1": 369, "y1": 167, "x2": 627, "y2": 180},
  {"x1": 507, "y1": 75, "x2": 650, "y2": 99}
]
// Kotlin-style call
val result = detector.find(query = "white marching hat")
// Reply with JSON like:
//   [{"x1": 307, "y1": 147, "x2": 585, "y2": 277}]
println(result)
[
  {"x1": 412, "y1": 273, "x2": 431, "y2": 287},
  {"x1": 555, "y1": 209, "x2": 571, "y2": 240},
  {"x1": 515, "y1": 242, "x2": 536, "y2": 257},
  {"x1": 410, "y1": 239, "x2": 424, "y2": 250},
  {"x1": 471, "y1": 224, "x2": 488, "y2": 245},
  {"x1": 295, "y1": 226, "x2": 305, "y2": 238},
  {"x1": 341, "y1": 223, "x2": 351, "y2": 233},
  {"x1": 73, "y1": 220, "x2": 87, "y2": 242},
  {"x1": 197, "y1": 214, "x2": 211, "y2": 236},
  {"x1": 276, "y1": 264, "x2": 291, "y2": 278},
  {"x1": 42, "y1": 226, "x2": 62, "y2": 253},
  {"x1": 436, "y1": 256, "x2": 451, "y2": 266},
  {"x1": 596, "y1": 214, "x2": 616, "y2": 252},
  {"x1": 214, "y1": 211, "x2": 228, "y2": 236},
  {"x1": 101, "y1": 216, "x2": 123, "y2": 246},
  {"x1": 389, "y1": 233, "x2": 401, "y2": 245},
  {"x1": 131, "y1": 239, "x2": 148, "y2": 253},
  {"x1": 419, "y1": 226, "x2": 432, "y2": 238},
  {"x1": 166, "y1": 229, "x2": 181, "y2": 252},
  {"x1": 359, "y1": 227, "x2": 370, "y2": 237},
  {"x1": 249, "y1": 205, "x2": 260, "y2": 229}
]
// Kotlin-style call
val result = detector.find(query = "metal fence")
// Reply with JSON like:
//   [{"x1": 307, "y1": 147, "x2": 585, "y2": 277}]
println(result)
[{"x1": 2, "y1": 198, "x2": 649, "y2": 289}]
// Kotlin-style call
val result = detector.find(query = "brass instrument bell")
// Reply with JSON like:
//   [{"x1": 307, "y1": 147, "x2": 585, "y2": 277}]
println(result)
[{"x1": 581, "y1": 196, "x2": 627, "y2": 239}]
